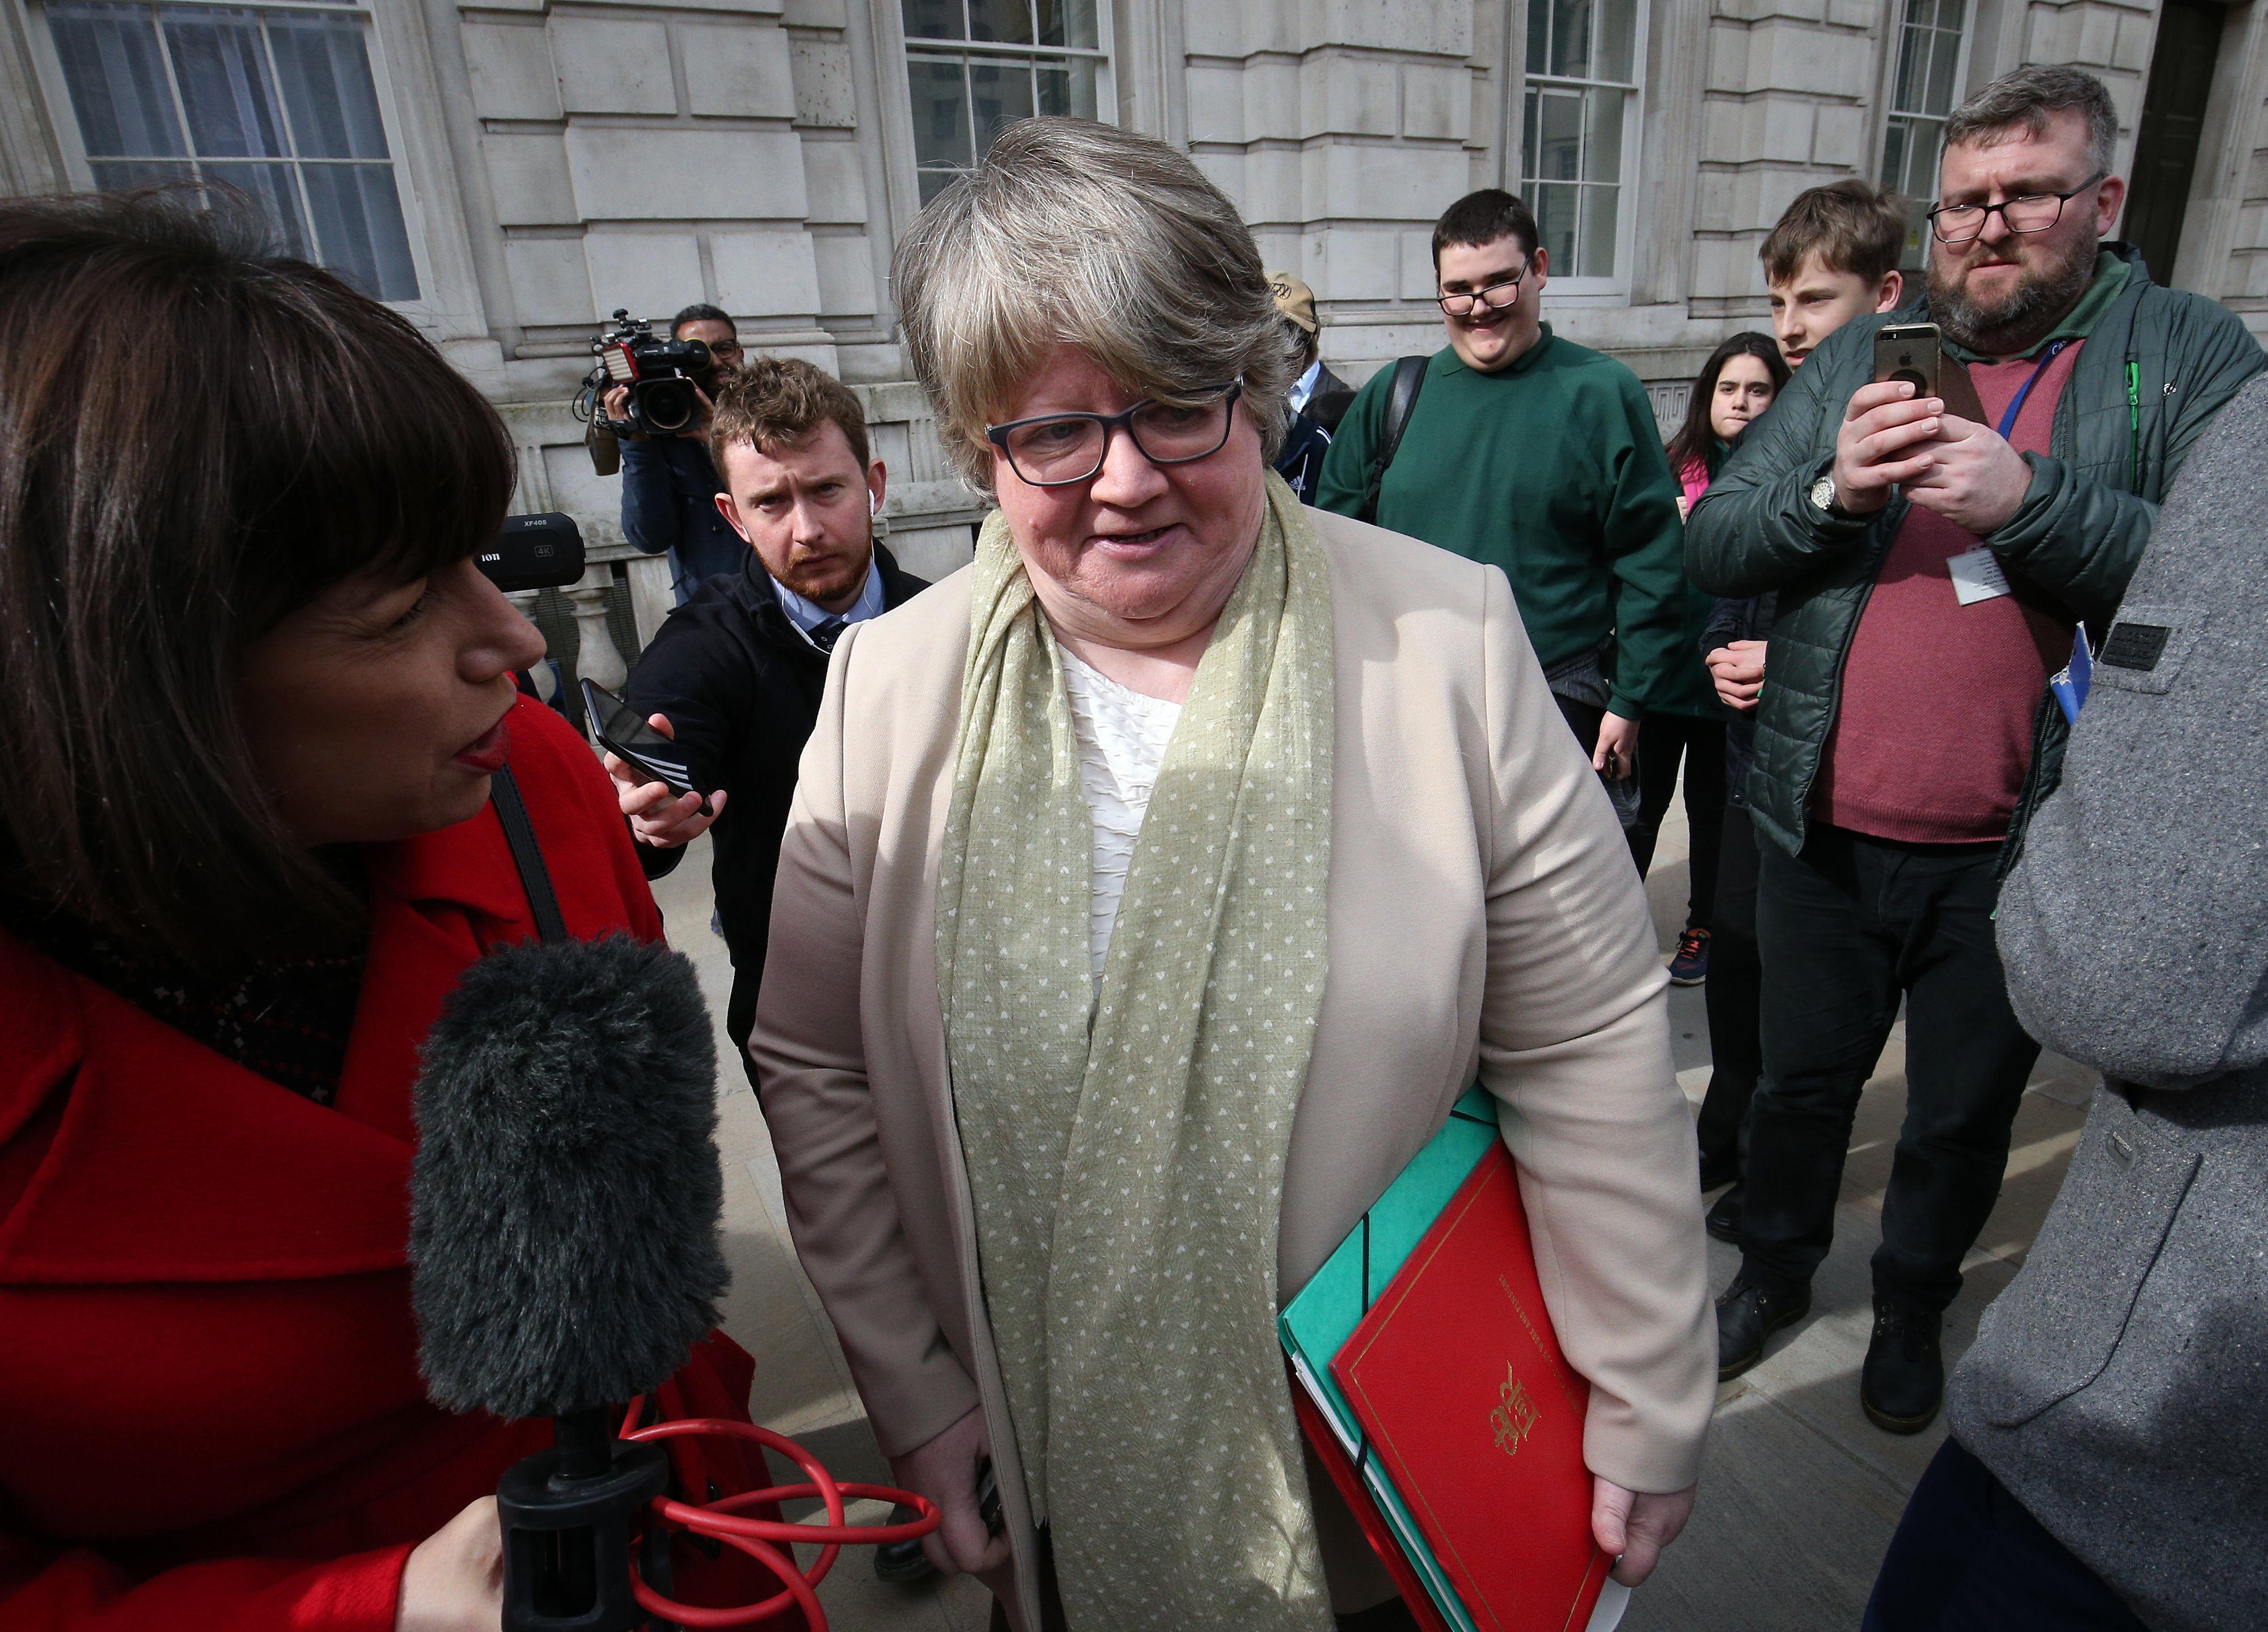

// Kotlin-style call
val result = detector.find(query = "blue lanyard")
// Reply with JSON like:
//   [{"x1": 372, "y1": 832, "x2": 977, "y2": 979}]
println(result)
[{"x1": 1995, "y1": 338, "x2": 2072, "y2": 440}]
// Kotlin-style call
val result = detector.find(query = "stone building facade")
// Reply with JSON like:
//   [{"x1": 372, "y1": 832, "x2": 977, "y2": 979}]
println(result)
[{"x1": 3, "y1": 0, "x2": 2262, "y2": 611}]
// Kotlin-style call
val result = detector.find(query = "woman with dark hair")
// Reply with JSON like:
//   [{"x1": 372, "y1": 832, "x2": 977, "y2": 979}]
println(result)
[
  {"x1": 0, "y1": 193, "x2": 769, "y2": 1631},
  {"x1": 1627, "y1": 332, "x2": 1792, "y2": 991},
  {"x1": 1670, "y1": 335, "x2": 1793, "y2": 1240},
  {"x1": 1665, "y1": 332, "x2": 1791, "y2": 511}
]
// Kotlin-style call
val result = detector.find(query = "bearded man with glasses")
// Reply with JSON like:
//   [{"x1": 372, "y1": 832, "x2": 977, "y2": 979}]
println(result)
[
  {"x1": 1689, "y1": 63, "x2": 2263, "y2": 1440},
  {"x1": 1316, "y1": 189, "x2": 1689, "y2": 813}
]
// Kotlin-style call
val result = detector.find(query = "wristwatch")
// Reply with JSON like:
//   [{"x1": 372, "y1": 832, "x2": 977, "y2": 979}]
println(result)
[{"x1": 1809, "y1": 473, "x2": 1840, "y2": 515}]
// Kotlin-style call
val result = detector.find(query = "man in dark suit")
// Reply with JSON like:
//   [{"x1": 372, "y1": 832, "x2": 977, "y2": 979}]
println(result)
[
  {"x1": 1266, "y1": 270, "x2": 1354, "y2": 503},
  {"x1": 611, "y1": 357, "x2": 929, "y2": 1084}
]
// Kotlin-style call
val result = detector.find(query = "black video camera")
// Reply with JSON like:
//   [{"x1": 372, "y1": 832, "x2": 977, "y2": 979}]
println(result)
[
  {"x1": 479, "y1": 512, "x2": 585, "y2": 593},
  {"x1": 585, "y1": 310, "x2": 715, "y2": 439}
]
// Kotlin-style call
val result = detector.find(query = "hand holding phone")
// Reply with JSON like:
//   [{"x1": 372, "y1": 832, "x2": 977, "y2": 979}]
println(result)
[
  {"x1": 974, "y1": 1456, "x2": 1003, "y2": 1538},
  {"x1": 586, "y1": 680, "x2": 718, "y2": 832},
  {"x1": 1830, "y1": 391, "x2": 1939, "y2": 515},
  {"x1": 1874, "y1": 323, "x2": 1988, "y2": 424}
]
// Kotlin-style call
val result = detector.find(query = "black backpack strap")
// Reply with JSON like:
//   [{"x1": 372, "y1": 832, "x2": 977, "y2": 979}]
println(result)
[
  {"x1": 489, "y1": 765, "x2": 567, "y2": 943},
  {"x1": 1359, "y1": 355, "x2": 1430, "y2": 523}
]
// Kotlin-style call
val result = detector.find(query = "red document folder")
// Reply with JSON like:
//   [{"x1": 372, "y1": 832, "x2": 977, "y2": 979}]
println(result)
[
  {"x1": 1330, "y1": 1142, "x2": 1610, "y2": 1632},
  {"x1": 1289, "y1": 1380, "x2": 1455, "y2": 1632}
]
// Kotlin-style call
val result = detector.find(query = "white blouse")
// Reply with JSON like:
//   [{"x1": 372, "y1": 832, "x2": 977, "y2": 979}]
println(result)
[{"x1": 1059, "y1": 646, "x2": 1183, "y2": 986}]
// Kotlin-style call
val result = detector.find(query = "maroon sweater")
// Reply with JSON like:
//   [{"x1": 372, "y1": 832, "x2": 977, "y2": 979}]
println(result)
[{"x1": 1816, "y1": 345, "x2": 2084, "y2": 844}]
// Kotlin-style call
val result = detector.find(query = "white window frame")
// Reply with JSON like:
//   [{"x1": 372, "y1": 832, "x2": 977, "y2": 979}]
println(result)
[
  {"x1": 1876, "y1": 0, "x2": 1975, "y2": 267},
  {"x1": 877, "y1": 0, "x2": 1118, "y2": 228},
  {"x1": 22, "y1": 0, "x2": 435, "y2": 307},
  {"x1": 1517, "y1": 0, "x2": 1649, "y2": 300}
]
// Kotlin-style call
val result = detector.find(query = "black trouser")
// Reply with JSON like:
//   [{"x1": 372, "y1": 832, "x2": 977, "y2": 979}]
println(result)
[
  {"x1": 1694, "y1": 803, "x2": 1761, "y2": 1184},
  {"x1": 1865, "y1": 1439, "x2": 2147, "y2": 1631},
  {"x1": 1627, "y1": 713, "x2": 1725, "y2": 926},
  {"x1": 1552, "y1": 696, "x2": 1673, "y2": 884},
  {"x1": 1553, "y1": 693, "x2": 1603, "y2": 758},
  {"x1": 1742, "y1": 825, "x2": 2039, "y2": 1312},
  {"x1": 723, "y1": 956, "x2": 765, "y2": 1093}
]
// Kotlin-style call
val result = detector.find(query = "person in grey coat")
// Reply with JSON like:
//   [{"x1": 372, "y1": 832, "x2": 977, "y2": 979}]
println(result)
[{"x1": 1863, "y1": 371, "x2": 2268, "y2": 1630}]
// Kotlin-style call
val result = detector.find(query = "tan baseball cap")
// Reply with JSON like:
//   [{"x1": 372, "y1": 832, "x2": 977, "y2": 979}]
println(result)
[{"x1": 1267, "y1": 270, "x2": 1317, "y2": 334}]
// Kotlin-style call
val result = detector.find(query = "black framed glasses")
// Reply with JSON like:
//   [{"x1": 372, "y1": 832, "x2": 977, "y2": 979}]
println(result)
[
  {"x1": 985, "y1": 381, "x2": 1243, "y2": 488},
  {"x1": 1436, "y1": 269, "x2": 1527, "y2": 317},
  {"x1": 1927, "y1": 172, "x2": 2107, "y2": 244},
  {"x1": 706, "y1": 338, "x2": 745, "y2": 357}
]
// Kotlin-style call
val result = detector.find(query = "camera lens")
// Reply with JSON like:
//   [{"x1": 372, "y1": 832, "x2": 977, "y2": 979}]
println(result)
[{"x1": 638, "y1": 379, "x2": 699, "y2": 435}]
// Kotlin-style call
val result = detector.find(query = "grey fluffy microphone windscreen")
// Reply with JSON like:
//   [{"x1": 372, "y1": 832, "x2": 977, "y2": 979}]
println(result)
[{"x1": 409, "y1": 932, "x2": 731, "y2": 1421}]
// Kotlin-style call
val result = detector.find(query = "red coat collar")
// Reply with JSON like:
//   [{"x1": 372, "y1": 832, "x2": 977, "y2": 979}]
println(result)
[
  {"x1": 0, "y1": 698, "x2": 634, "y2": 1287},
  {"x1": 0, "y1": 933, "x2": 416, "y2": 1284}
]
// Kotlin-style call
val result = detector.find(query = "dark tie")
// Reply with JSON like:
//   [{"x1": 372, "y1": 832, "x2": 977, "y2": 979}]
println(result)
[{"x1": 809, "y1": 617, "x2": 848, "y2": 652}]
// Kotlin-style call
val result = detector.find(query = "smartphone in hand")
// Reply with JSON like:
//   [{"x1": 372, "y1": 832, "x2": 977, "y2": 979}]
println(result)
[
  {"x1": 975, "y1": 1456, "x2": 1004, "y2": 1538},
  {"x1": 1873, "y1": 323, "x2": 1941, "y2": 399},
  {"x1": 582, "y1": 679, "x2": 713, "y2": 819},
  {"x1": 1873, "y1": 321, "x2": 1987, "y2": 423}
]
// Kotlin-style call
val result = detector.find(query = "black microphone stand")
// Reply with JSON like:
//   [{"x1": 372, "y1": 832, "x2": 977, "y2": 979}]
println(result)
[{"x1": 498, "y1": 1405, "x2": 672, "y2": 1632}]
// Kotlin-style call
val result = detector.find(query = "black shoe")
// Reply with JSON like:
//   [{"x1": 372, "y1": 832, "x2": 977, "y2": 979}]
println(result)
[
  {"x1": 1716, "y1": 1271, "x2": 1810, "y2": 1381},
  {"x1": 1862, "y1": 1296, "x2": 1944, "y2": 1434},
  {"x1": 1704, "y1": 1184, "x2": 1744, "y2": 1245},
  {"x1": 874, "y1": 1505, "x2": 938, "y2": 1584}
]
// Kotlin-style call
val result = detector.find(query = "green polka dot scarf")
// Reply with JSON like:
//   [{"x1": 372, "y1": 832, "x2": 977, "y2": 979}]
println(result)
[{"x1": 936, "y1": 470, "x2": 1336, "y2": 1630}]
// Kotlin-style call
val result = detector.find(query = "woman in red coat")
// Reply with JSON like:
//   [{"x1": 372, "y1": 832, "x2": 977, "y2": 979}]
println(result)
[{"x1": 0, "y1": 193, "x2": 763, "y2": 1630}]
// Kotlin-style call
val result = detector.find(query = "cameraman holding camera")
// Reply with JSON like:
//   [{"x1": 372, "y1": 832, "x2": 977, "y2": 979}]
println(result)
[{"x1": 609, "y1": 302, "x2": 747, "y2": 601}]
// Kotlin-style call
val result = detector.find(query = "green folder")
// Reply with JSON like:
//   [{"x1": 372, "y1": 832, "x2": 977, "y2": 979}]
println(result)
[{"x1": 1280, "y1": 1086, "x2": 1500, "y2": 1632}]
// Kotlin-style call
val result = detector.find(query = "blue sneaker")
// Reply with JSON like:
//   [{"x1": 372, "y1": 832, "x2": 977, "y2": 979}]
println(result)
[{"x1": 1668, "y1": 925, "x2": 1710, "y2": 986}]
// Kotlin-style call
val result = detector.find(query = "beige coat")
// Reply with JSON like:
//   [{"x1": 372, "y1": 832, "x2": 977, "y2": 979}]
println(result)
[{"x1": 751, "y1": 508, "x2": 1713, "y2": 1627}]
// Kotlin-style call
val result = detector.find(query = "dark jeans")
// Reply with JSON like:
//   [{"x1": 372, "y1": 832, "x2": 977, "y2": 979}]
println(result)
[
  {"x1": 1695, "y1": 803, "x2": 1761, "y2": 1182},
  {"x1": 1864, "y1": 1439, "x2": 2147, "y2": 1631},
  {"x1": 1744, "y1": 825, "x2": 2040, "y2": 1311},
  {"x1": 1628, "y1": 713, "x2": 1725, "y2": 927},
  {"x1": 1553, "y1": 696, "x2": 1665, "y2": 880},
  {"x1": 1554, "y1": 693, "x2": 1603, "y2": 757}
]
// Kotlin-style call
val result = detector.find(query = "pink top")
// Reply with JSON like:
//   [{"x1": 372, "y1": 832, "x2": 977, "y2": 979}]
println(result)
[
  {"x1": 1814, "y1": 343, "x2": 2084, "y2": 845},
  {"x1": 1678, "y1": 458, "x2": 1711, "y2": 508}
]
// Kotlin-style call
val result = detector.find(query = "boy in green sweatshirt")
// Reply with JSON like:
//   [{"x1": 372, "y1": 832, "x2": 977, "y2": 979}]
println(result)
[{"x1": 1316, "y1": 189, "x2": 1686, "y2": 782}]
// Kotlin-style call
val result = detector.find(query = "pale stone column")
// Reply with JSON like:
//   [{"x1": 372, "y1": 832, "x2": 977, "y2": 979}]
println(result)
[{"x1": 565, "y1": 566, "x2": 628, "y2": 695}]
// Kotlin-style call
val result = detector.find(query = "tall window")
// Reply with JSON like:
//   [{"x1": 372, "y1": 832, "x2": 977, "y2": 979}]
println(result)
[
  {"x1": 1521, "y1": 0, "x2": 1643, "y2": 282},
  {"x1": 44, "y1": 1, "x2": 418, "y2": 300},
  {"x1": 1878, "y1": 0, "x2": 1971, "y2": 265},
  {"x1": 902, "y1": 0, "x2": 1106, "y2": 205}
]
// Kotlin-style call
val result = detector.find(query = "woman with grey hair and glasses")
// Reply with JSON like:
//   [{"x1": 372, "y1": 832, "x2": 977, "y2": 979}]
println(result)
[{"x1": 751, "y1": 117, "x2": 1712, "y2": 1632}]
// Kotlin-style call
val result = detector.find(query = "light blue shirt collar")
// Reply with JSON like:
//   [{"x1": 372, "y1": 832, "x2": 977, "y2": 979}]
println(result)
[
  {"x1": 1287, "y1": 359, "x2": 1323, "y2": 417},
  {"x1": 773, "y1": 554, "x2": 883, "y2": 644}
]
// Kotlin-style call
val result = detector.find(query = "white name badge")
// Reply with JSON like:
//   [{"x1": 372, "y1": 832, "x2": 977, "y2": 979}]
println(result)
[{"x1": 1948, "y1": 545, "x2": 2012, "y2": 606}]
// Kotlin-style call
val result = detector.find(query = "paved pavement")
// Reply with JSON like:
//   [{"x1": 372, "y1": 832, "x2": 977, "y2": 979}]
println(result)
[{"x1": 649, "y1": 786, "x2": 2087, "y2": 1631}]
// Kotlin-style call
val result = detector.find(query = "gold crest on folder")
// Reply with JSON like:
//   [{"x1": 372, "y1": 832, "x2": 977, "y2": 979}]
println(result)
[{"x1": 1490, "y1": 1364, "x2": 1540, "y2": 1458}]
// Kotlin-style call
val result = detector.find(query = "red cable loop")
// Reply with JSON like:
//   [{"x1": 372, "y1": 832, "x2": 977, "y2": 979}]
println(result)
[{"x1": 614, "y1": 1399, "x2": 942, "y2": 1631}]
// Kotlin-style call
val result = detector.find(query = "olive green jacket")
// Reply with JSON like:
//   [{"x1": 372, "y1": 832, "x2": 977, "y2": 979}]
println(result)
[{"x1": 1686, "y1": 244, "x2": 2265, "y2": 863}]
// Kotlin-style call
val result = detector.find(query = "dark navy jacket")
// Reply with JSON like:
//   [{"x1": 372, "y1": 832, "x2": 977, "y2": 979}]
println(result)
[
  {"x1": 618, "y1": 434, "x2": 747, "y2": 600},
  {"x1": 1272, "y1": 363, "x2": 1356, "y2": 505}
]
